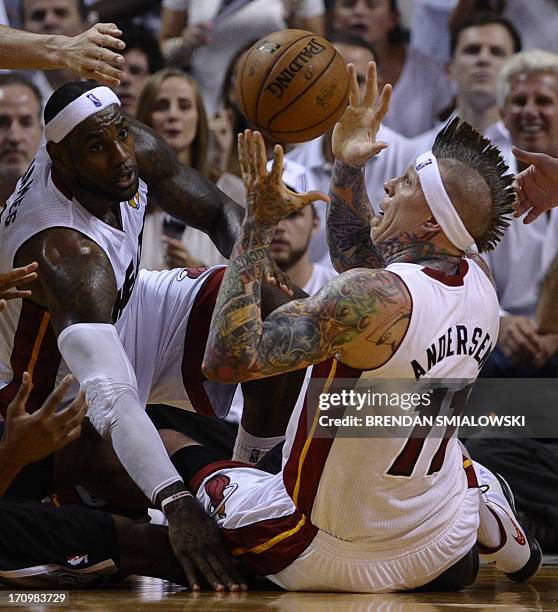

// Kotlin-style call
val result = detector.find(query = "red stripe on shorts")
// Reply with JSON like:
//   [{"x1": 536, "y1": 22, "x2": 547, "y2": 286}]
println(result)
[{"x1": 189, "y1": 458, "x2": 318, "y2": 575}]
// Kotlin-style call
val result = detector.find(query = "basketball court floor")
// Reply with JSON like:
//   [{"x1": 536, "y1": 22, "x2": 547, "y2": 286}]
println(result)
[{"x1": 4, "y1": 559, "x2": 556, "y2": 610}]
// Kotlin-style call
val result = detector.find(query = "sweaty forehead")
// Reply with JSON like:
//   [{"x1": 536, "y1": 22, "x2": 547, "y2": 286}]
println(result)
[{"x1": 71, "y1": 104, "x2": 124, "y2": 140}]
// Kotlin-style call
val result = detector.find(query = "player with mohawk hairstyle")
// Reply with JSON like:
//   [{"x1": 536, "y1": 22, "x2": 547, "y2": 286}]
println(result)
[
  {"x1": 430, "y1": 117, "x2": 513, "y2": 253},
  {"x1": 192, "y1": 63, "x2": 540, "y2": 592}
]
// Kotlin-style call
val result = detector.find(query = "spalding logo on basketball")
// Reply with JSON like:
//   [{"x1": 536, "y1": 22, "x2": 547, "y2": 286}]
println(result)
[{"x1": 236, "y1": 29, "x2": 349, "y2": 143}]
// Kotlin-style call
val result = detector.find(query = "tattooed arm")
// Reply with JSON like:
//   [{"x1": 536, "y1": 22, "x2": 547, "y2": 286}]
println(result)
[
  {"x1": 202, "y1": 130, "x2": 410, "y2": 383},
  {"x1": 328, "y1": 160, "x2": 384, "y2": 271},
  {"x1": 327, "y1": 62, "x2": 392, "y2": 272}
]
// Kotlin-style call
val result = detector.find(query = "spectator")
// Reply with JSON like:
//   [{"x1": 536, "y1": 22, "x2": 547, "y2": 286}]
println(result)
[
  {"x1": 467, "y1": 70, "x2": 558, "y2": 548},
  {"x1": 411, "y1": 13, "x2": 520, "y2": 152},
  {"x1": 451, "y1": 0, "x2": 558, "y2": 57},
  {"x1": 115, "y1": 25, "x2": 164, "y2": 117},
  {"x1": 482, "y1": 49, "x2": 558, "y2": 379},
  {"x1": 159, "y1": 0, "x2": 326, "y2": 116},
  {"x1": 85, "y1": 0, "x2": 163, "y2": 35},
  {"x1": 331, "y1": 0, "x2": 452, "y2": 137},
  {"x1": 287, "y1": 33, "x2": 418, "y2": 270},
  {"x1": 0, "y1": 73, "x2": 43, "y2": 208},
  {"x1": 414, "y1": 1, "x2": 558, "y2": 61},
  {"x1": 135, "y1": 68, "x2": 227, "y2": 269}
]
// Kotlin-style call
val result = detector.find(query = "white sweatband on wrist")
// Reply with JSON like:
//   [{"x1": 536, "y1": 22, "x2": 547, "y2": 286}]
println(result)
[
  {"x1": 45, "y1": 86, "x2": 121, "y2": 143},
  {"x1": 57, "y1": 323, "x2": 182, "y2": 504},
  {"x1": 161, "y1": 490, "x2": 194, "y2": 514},
  {"x1": 415, "y1": 151, "x2": 475, "y2": 252}
]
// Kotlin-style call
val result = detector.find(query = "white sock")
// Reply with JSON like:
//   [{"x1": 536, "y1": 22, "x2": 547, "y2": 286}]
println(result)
[
  {"x1": 232, "y1": 424, "x2": 284, "y2": 464},
  {"x1": 474, "y1": 460, "x2": 531, "y2": 574},
  {"x1": 477, "y1": 494, "x2": 502, "y2": 548}
]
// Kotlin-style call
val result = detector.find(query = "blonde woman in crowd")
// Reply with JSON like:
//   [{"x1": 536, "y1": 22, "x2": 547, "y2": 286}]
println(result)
[{"x1": 136, "y1": 68, "x2": 233, "y2": 270}]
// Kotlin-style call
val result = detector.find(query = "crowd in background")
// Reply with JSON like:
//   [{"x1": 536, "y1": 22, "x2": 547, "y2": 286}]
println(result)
[{"x1": 2, "y1": 0, "x2": 558, "y2": 553}]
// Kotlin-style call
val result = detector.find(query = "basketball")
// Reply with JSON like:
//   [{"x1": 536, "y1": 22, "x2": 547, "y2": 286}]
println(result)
[{"x1": 236, "y1": 29, "x2": 349, "y2": 143}]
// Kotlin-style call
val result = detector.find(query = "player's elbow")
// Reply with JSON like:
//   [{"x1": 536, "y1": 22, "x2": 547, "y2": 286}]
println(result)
[
  {"x1": 202, "y1": 357, "x2": 237, "y2": 383},
  {"x1": 202, "y1": 355, "x2": 257, "y2": 384}
]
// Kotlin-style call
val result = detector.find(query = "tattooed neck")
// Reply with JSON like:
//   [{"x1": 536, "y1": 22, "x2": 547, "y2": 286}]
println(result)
[{"x1": 380, "y1": 238, "x2": 462, "y2": 271}]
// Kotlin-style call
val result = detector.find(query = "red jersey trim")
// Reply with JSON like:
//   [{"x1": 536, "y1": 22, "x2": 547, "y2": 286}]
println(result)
[
  {"x1": 283, "y1": 358, "x2": 362, "y2": 517},
  {"x1": 181, "y1": 267, "x2": 226, "y2": 418},
  {"x1": 421, "y1": 259, "x2": 469, "y2": 287},
  {"x1": 0, "y1": 300, "x2": 61, "y2": 416}
]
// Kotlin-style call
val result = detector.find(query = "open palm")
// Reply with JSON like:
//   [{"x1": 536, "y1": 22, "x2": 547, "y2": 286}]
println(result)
[
  {"x1": 238, "y1": 130, "x2": 328, "y2": 225},
  {"x1": 332, "y1": 62, "x2": 392, "y2": 167}
]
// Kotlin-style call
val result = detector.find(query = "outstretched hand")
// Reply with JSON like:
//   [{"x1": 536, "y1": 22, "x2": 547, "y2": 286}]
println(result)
[
  {"x1": 1, "y1": 373, "x2": 86, "y2": 470},
  {"x1": 61, "y1": 23, "x2": 126, "y2": 87},
  {"x1": 513, "y1": 146, "x2": 558, "y2": 224},
  {"x1": 238, "y1": 130, "x2": 328, "y2": 227},
  {"x1": 0, "y1": 262, "x2": 38, "y2": 312},
  {"x1": 332, "y1": 62, "x2": 392, "y2": 167}
]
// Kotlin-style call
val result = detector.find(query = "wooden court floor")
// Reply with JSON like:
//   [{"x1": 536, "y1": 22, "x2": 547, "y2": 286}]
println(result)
[{"x1": 5, "y1": 562, "x2": 557, "y2": 611}]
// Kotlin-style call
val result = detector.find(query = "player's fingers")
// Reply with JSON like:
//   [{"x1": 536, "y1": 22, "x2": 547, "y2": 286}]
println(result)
[
  {"x1": 375, "y1": 84, "x2": 392, "y2": 122},
  {"x1": 221, "y1": 555, "x2": 247, "y2": 590},
  {"x1": 179, "y1": 557, "x2": 201, "y2": 591},
  {"x1": 94, "y1": 23, "x2": 123, "y2": 40},
  {"x1": 512, "y1": 145, "x2": 543, "y2": 166},
  {"x1": 0, "y1": 290, "x2": 33, "y2": 301},
  {"x1": 90, "y1": 32, "x2": 126, "y2": 54},
  {"x1": 300, "y1": 190, "x2": 330, "y2": 206},
  {"x1": 270, "y1": 143, "x2": 285, "y2": 185},
  {"x1": 88, "y1": 45, "x2": 126, "y2": 69},
  {"x1": 40, "y1": 374, "x2": 75, "y2": 417},
  {"x1": 10, "y1": 271, "x2": 37, "y2": 286},
  {"x1": 253, "y1": 131, "x2": 267, "y2": 177},
  {"x1": 0, "y1": 263, "x2": 38, "y2": 289},
  {"x1": 54, "y1": 390, "x2": 86, "y2": 426},
  {"x1": 194, "y1": 555, "x2": 224, "y2": 591},
  {"x1": 238, "y1": 132, "x2": 250, "y2": 181},
  {"x1": 83, "y1": 71, "x2": 120, "y2": 87},
  {"x1": 206, "y1": 554, "x2": 242, "y2": 591},
  {"x1": 347, "y1": 64, "x2": 359, "y2": 107},
  {"x1": 244, "y1": 130, "x2": 256, "y2": 182},
  {"x1": 87, "y1": 60, "x2": 125, "y2": 82},
  {"x1": 363, "y1": 61, "x2": 378, "y2": 108},
  {"x1": 524, "y1": 208, "x2": 542, "y2": 224},
  {"x1": 58, "y1": 423, "x2": 83, "y2": 447},
  {"x1": 7, "y1": 372, "x2": 32, "y2": 417}
]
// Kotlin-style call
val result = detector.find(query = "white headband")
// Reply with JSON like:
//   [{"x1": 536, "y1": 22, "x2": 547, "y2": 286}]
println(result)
[
  {"x1": 45, "y1": 86, "x2": 121, "y2": 143},
  {"x1": 415, "y1": 151, "x2": 475, "y2": 252}
]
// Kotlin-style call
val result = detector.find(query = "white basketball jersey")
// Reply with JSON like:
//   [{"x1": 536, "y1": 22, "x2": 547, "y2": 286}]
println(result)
[
  {"x1": 0, "y1": 144, "x2": 147, "y2": 414},
  {"x1": 282, "y1": 259, "x2": 499, "y2": 551}
]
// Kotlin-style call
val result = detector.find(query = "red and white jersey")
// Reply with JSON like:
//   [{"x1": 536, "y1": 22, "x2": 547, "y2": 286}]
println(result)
[
  {"x1": 281, "y1": 258, "x2": 498, "y2": 550},
  {"x1": 0, "y1": 144, "x2": 147, "y2": 414}
]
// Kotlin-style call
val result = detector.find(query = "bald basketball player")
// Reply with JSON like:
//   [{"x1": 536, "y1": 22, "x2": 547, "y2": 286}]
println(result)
[{"x1": 184, "y1": 64, "x2": 541, "y2": 591}]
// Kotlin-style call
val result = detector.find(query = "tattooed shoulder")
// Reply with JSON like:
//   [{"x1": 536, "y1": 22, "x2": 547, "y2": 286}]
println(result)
[{"x1": 254, "y1": 268, "x2": 412, "y2": 375}]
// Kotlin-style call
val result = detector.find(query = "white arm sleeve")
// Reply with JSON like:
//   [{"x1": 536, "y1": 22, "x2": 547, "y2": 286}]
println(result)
[{"x1": 58, "y1": 323, "x2": 182, "y2": 504}]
